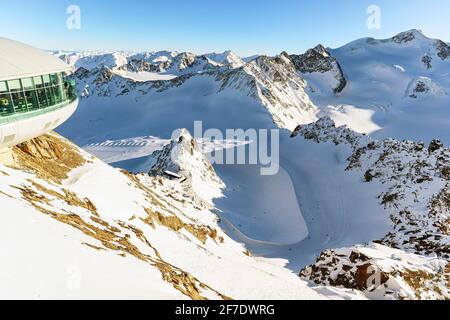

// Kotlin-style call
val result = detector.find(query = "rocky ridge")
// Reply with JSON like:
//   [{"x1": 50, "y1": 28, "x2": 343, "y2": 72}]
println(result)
[{"x1": 292, "y1": 118, "x2": 450, "y2": 299}]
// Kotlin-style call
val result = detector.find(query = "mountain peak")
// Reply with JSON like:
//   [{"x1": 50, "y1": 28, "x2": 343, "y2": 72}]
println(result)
[
  {"x1": 149, "y1": 129, "x2": 224, "y2": 205},
  {"x1": 390, "y1": 29, "x2": 427, "y2": 44},
  {"x1": 204, "y1": 50, "x2": 244, "y2": 68},
  {"x1": 312, "y1": 44, "x2": 329, "y2": 56}
]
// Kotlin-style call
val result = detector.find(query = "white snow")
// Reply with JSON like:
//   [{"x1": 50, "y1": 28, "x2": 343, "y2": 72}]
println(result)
[
  {"x1": 204, "y1": 51, "x2": 245, "y2": 68},
  {"x1": 312, "y1": 29, "x2": 450, "y2": 143},
  {"x1": 405, "y1": 76, "x2": 447, "y2": 98},
  {"x1": 393, "y1": 65, "x2": 406, "y2": 72},
  {"x1": 215, "y1": 161, "x2": 308, "y2": 245},
  {"x1": 0, "y1": 193, "x2": 184, "y2": 300},
  {"x1": 0, "y1": 142, "x2": 338, "y2": 299},
  {"x1": 323, "y1": 105, "x2": 382, "y2": 134}
]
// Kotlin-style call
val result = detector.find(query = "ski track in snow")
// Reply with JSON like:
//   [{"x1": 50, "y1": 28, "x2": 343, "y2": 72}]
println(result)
[{"x1": 84, "y1": 137, "x2": 251, "y2": 165}]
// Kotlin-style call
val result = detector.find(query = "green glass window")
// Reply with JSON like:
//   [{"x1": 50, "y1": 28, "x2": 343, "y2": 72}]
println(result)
[
  {"x1": 24, "y1": 90, "x2": 39, "y2": 111},
  {"x1": 0, "y1": 94, "x2": 13, "y2": 116},
  {"x1": 34, "y1": 76, "x2": 43, "y2": 88},
  {"x1": 47, "y1": 87, "x2": 57, "y2": 106},
  {"x1": 50, "y1": 74, "x2": 60, "y2": 86},
  {"x1": 20, "y1": 78, "x2": 39, "y2": 111},
  {"x1": 7, "y1": 79, "x2": 27, "y2": 113},
  {"x1": 0, "y1": 81, "x2": 14, "y2": 117},
  {"x1": 0, "y1": 82, "x2": 13, "y2": 116},
  {"x1": 42, "y1": 74, "x2": 51, "y2": 86},
  {"x1": 21, "y1": 78, "x2": 34, "y2": 89},
  {"x1": 0, "y1": 72, "x2": 76, "y2": 118},
  {"x1": 7, "y1": 79, "x2": 21, "y2": 91},
  {"x1": 36, "y1": 88, "x2": 49, "y2": 108},
  {"x1": 54, "y1": 85, "x2": 63, "y2": 103},
  {"x1": 10, "y1": 91, "x2": 27, "y2": 113}
]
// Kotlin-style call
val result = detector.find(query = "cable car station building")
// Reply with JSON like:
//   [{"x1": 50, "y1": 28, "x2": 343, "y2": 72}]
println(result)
[{"x1": 0, "y1": 37, "x2": 78, "y2": 164}]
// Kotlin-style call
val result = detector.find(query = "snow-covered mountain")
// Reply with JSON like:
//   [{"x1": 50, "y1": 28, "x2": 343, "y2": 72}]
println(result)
[
  {"x1": 320, "y1": 29, "x2": 450, "y2": 142},
  {"x1": 2, "y1": 132, "x2": 350, "y2": 299},
  {"x1": 3, "y1": 29, "x2": 449, "y2": 299},
  {"x1": 291, "y1": 117, "x2": 449, "y2": 299},
  {"x1": 148, "y1": 129, "x2": 225, "y2": 205},
  {"x1": 56, "y1": 29, "x2": 450, "y2": 145},
  {"x1": 289, "y1": 44, "x2": 347, "y2": 94}
]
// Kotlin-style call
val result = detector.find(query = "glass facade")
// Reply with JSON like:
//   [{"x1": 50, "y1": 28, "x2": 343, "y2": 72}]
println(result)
[{"x1": 0, "y1": 72, "x2": 76, "y2": 118}]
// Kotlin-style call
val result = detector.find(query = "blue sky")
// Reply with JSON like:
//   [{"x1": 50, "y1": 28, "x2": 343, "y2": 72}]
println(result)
[{"x1": 1, "y1": 0, "x2": 450, "y2": 56}]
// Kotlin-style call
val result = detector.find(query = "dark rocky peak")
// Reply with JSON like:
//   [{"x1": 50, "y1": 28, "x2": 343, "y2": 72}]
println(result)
[
  {"x1": 389, "y1": 29, "x2": 425, "y2": 44},
  {"x1": 289, "y1": 45, "x2": 347, "y2": 93},
  {"x1": 436, "y1": 40, "x2": 450, "y2": 60},
  {"x1": 94, "y1": 67, "x2": 114, "y2": 85},
  {"x1": 72, "y1": 66, "x2": 91, "y2": 79}
]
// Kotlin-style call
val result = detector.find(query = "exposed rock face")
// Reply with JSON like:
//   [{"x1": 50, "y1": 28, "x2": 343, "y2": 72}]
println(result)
[
  {"x1": 289, "y1": 44, "x2": 347, "y2": 94},
  {"x1": 124, "y1": 58, "x2": 163, "y2": 73},
  {"x1": 171, "y1": 52, "x2": 198, "y2": 71},
  {"x1": 429, "y1": 139, "x2": 443, "y2": 153},
  {"x1": 422, "y1": 55, "x2": 433, "y2": 69},
  {"x1": 294, "y1": 117, "x2": 450, "y2": 299},
  {"x1": 72, "y1": 66, "x2": 91, "y2": 79},
  {"x1": 12, "y1": 133, "x2": 86, "y2": 183},
  {"x1": 95, "y1": 67, "x2": 114, "y2": 85},
  {"x1": 406, "y1": 76, "x2": 446, "y2": 98},
  {"x1": 300, "y1": 244, "x2": 449, "y2": 300},
  {"x1": 436, "y1": 40, "x2": 450, "y2": 60},
  {"x1": 215, "y1": 53, "x2": 318, "y2": 129},
  {"x1": 391, "y1": 30, "x2": 418, "y2": 44}
]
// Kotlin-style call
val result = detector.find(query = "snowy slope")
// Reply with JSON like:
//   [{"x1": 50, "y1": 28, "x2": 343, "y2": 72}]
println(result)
[
  {"x1": 291, "y1": 118, "x2": 449, "y2": 299},
  {"x1": 315, "y1": 29, "x2": 450, "y2": 143},
  {"x1": 289, "y1": 44, "x2": 347, "y2": 94},
  {"x1": 148, "y1": 129, "x2": 225, "y2": 205},
  {"x1": 2, "y1": 132, "x2": 361, "y2": 300},
  {"x1": 204, "y1": 51, "x2": 245, "y2": 68},
  {"x1": 43, "y1": 29, "x2": 450, "y2": 300}
]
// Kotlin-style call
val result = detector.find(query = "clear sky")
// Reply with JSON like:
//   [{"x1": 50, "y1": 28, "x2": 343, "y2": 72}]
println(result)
[{"x1": 1, "y1": 0, "x2": 449, "y2": 56}]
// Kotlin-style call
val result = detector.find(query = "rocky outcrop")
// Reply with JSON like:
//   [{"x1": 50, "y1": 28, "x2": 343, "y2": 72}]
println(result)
[
  {"x1": 216, "y1": 53, "x2": 318, "y2": 129},
  {"x1": 300, "y1": 244, "x2": 449, "y2": 300},
  {"x1": 436, "y1": 40, "x2": 450, "y2": 60},
  {"x1": 406, "y1": 76, "x2": 446, "y2": 99},
  {"x1": 422, "y1": 55, "x2": 433, "y2": 69},
  {"x1": 289, "y1": 45, "x2": 347, "y2": 94},
  {"x1": 149, "y1": 129, "x2": 224, "y2": 205},
  {"x1": 390, "y1": 30, "x2": 419, "y2": 44},
  {"x1": 12, "y1": 133, "x2": 87, "y2": 183},
  {"x1": 294, "y1": 117, "x2": 450, "y2": 299}
]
